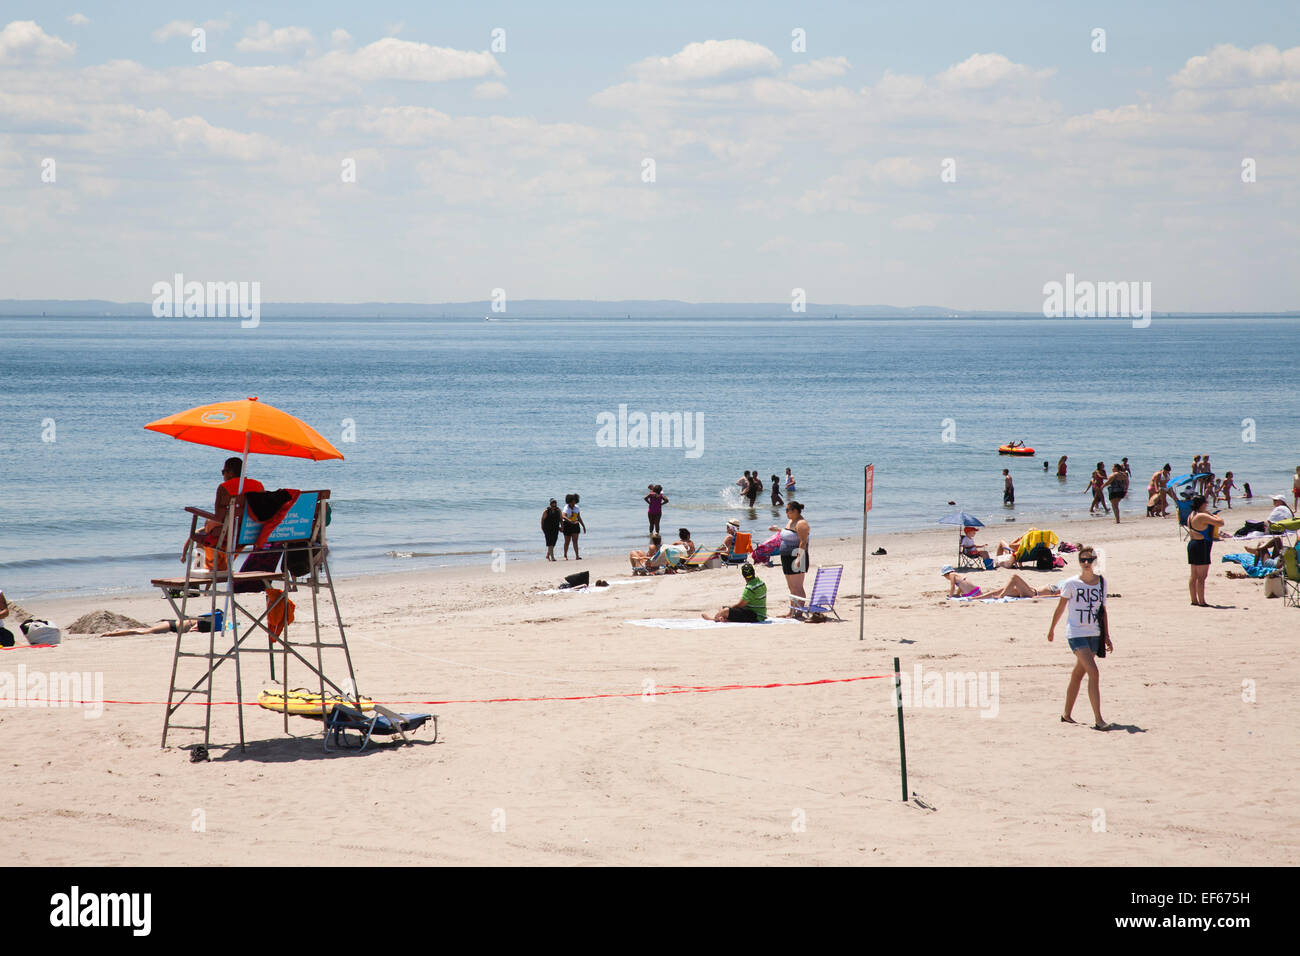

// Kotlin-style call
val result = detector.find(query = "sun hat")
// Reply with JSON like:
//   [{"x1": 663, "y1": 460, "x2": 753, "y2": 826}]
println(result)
[
  {"x1": 940, "y1": 565, "x2": 954, "y2": 575},
  {"x1": 1271, "y1": 494, "x2": 1287, "y2": 503}
]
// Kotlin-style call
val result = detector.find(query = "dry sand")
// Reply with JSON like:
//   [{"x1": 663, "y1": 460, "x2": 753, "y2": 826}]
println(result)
[{"x1": 2, "y1": 508, "x2": 1297, "y2": 866}]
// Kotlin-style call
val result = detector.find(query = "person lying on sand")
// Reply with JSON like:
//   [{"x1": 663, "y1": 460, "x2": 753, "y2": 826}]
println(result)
[
  {"x1": 702, "y1": 563, "x2": 766, "y2": 622},
  {"x1": 102, "y1": 619, "x2": 208, "y2": 637},
  {"x1": 942, "y1": 567, "x2": 1062, "y2": 600}
]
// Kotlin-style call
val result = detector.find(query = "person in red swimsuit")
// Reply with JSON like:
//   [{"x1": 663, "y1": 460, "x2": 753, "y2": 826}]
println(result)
[{"x1": 200, "y1": 458, "x2": 265, "y2": 569}]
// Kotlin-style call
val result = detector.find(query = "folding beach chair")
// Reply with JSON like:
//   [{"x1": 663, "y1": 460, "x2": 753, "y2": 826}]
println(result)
[
  {"x1": 682, "y1": 546, "x2": 722, "y2": 570},
  {"x1": 720, "y1": 531, "x2": 753, "y2": 565},
  {"x1": 957, "y1": 533, "x2": 986, "y2": 571},
  {"x1": 324, "y1": 704, "x2": 438, "y2": 753},
  {"x1": 1176, "y1": 499, "x2": 1195, "y2": 541},
  {"x1": 1283, "y1": 546, "x2": 1300, "y2": 609},
  {"x1": 789, "y1": 564, "x2": 845, "y2": 621}
]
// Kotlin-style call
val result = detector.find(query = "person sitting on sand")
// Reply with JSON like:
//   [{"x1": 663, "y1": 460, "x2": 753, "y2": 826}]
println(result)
[
  {"x1": 1245, "y1": 537, "x2": 1285, "y2": 569},
  {"x1": 702, "y1": 562, "x2": 767, "y2": 622}
]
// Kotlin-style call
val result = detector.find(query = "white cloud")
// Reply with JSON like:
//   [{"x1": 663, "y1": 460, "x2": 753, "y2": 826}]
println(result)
[
  {"x1": 0, "y1": 20, "x2": 75, "y2": 59},
  {"x1": 787, "y1": 56, "x2": 850, "y2": 84},
  {"x1": 629, "y1": 39, "x2": 780, "y2": 83},
  {"x1": 1172, "y1": 43, "x2": 1300, "y2": 88},
  {"x1": 473, "y1": 81, "x2": 508, "y2": 99},
  {"x1": 315, "y1": 38, "x2": 503, "y2": 83},
  {"x1": 67, "y1": 14, "x2": 89, "y2": 26},
  {"x1": 237, "y1": 22, "x2": 316, "y2": 55},
  {"x1": 330, "y1": 29, "x2": 352, "y2": 51},
  {"x1": 937, "y1": 52, "x2": 1053, "y2": 90}
]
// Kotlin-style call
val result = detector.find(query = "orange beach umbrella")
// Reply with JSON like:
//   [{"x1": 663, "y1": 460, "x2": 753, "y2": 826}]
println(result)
[{"x1": 144, "y1": 397, "x2": 344, "y2": 462}]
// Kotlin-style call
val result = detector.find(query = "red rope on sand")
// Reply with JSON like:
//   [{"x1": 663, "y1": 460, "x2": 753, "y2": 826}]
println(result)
[{"x1": 17, "y1": 673, "x2": 894, "y2": 708}]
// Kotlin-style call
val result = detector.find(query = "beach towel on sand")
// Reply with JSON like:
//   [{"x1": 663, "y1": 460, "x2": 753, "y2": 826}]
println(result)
[{"x1": 625, "y1": 618, "x2": 795, "y2": 629}]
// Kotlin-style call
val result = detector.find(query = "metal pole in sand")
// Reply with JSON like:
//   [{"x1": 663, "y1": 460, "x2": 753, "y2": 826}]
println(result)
[
  {"x1": 859, "y1": 464, "x2": 874, "y2": 641},
  {"x1": 894, "y1": 655, "x2": 908, "y2": 802}
]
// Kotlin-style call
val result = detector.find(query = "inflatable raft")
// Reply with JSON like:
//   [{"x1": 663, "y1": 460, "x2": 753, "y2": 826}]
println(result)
[
  {"x1": 257, "y1": 688, "x2": 374, "y2": 716},
  {"x1": 998, "y1": 444, "x2": 1035, "y2": 456}
]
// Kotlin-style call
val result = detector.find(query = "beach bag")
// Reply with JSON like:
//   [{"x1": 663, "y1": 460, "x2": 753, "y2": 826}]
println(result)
[
  {"x1": 1094, "y1": 576, "x2": 1108, "y2": 658},
  {"x1": 1264, "y1": 574, "x2": 1285, "y2": 599},
  {"x1": 20, "y1": 619, "x2": 61, "y2": 645},
  {"x1": 0, "y1": 626, "x2": 13, "y2": 648},
  {"x1": 561, "y1": 570, "x2": 589, "y2": 589}
]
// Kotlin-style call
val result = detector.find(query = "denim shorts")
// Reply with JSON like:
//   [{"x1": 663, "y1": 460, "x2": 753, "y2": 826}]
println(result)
[{"x1": 1067, "y1": 636, "x2": 1099, "y2": 653}]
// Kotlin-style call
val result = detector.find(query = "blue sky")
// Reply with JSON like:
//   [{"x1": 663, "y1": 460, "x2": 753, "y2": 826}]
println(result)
[{"x1": 1, "y1": 1, "x2": 1297, "y2": 309}]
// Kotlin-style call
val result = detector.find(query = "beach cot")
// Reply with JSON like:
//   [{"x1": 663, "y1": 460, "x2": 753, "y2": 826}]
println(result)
[
  {"x1": 720, "y1": 531, "x2": 753, "y2": 565},
  {"x1": 789, "y1": 564, "x2": 845, "y2": 621},
  {"x1": 324, "y1": 704, "x2": 438, "y2": 753}
]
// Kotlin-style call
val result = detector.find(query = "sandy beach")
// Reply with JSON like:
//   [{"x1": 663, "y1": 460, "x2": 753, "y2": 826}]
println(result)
[{"x1": 2, "y1": 507, "x2": 1296, "y2": 866}]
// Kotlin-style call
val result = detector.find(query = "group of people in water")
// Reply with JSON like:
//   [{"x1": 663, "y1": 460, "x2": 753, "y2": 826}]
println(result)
[{"x1": 736, "y1": 468, "x2": 795, "y2": 508}]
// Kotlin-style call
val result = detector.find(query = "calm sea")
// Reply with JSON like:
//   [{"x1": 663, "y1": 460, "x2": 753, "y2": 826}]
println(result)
[{"x1": 1, "y1": 315, "x2": 1295, "y2": 598}]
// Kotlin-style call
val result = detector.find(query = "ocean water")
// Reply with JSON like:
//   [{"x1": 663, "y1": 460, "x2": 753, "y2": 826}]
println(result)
[{"x1": 1, "y1": 315, "x2": 1296, "y2": 598}]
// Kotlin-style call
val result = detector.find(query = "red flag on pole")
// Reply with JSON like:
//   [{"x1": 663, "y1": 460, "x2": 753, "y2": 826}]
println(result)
[{"x1": 864, "y1": 464, "x2": 875, "y2": 513}]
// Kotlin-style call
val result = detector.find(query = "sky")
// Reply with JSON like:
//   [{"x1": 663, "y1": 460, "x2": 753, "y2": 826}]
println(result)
[{"x1": 1, "y1": 1, "x2": 1297, "y2": 311}]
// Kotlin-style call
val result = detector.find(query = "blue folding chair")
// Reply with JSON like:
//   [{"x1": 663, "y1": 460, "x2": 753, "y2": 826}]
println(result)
[
  {"x1": 789, "y1": 564, "x2": 845, "y2": 621},
  {"x1": 324, "y1": 704, "x2": 438, "y2": 752}
]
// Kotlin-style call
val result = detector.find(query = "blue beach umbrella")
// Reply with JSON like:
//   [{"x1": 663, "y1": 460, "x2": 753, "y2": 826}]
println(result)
[
  {"x1": 938, "y1": 511, "x2": 984, "y2": 528},
  {"x1": 1168, "y1": 474, "x2": 1198, "y2": 488}
]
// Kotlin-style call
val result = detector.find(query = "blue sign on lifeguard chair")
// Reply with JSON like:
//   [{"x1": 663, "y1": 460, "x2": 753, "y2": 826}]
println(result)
[{"x1": 238, "y1": 492, "x2": 320, "y2": 548}]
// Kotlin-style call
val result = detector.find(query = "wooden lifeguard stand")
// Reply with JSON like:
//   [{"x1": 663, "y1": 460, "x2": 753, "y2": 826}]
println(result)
[{"x1": 152, "y1": 490, "x2": 364, "y2": 752}]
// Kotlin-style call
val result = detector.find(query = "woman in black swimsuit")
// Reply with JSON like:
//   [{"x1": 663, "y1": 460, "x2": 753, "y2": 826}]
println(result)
[
  {"x1": 1186, "y1": 495, "x2": 1224, "y2": 607},
  {"x1": 1102, "y1": 463, "x2": 1128, "y2": 524}
]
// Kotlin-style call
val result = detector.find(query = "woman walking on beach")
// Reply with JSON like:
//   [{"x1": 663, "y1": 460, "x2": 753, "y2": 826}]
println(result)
[
  {"x1": 1102, "y1": 463, "x2": 1128, "y2": 523},
  {"x1": 1047, "y1": 545, "x2": 1113, "y2": 730},
  {"x1": 644, "y1": 484, "x2": 667, "y2": 535},
  {"x1": 541, "y1": 499, "x2": 563, "y2": 561},
  {"x1": 771, "y1": 501, "x2": 810, "y2": 611},
  {"x1": 1186, "y1": 495, "x2": 1223, "y2": 607},
  {"x1": 562, "y1": 493, "x2": 586, "y2": 560}
]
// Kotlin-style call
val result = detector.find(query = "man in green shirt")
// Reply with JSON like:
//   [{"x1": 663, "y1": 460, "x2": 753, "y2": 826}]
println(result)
[{"x1": 702, "y1": 563, "x2": 767, "y2": 622}]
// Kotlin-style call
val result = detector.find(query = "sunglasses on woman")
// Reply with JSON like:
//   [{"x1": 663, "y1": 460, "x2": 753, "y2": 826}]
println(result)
[{"x1": 1079, "y1": 557, "x2": 1096, "y2": 564}]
